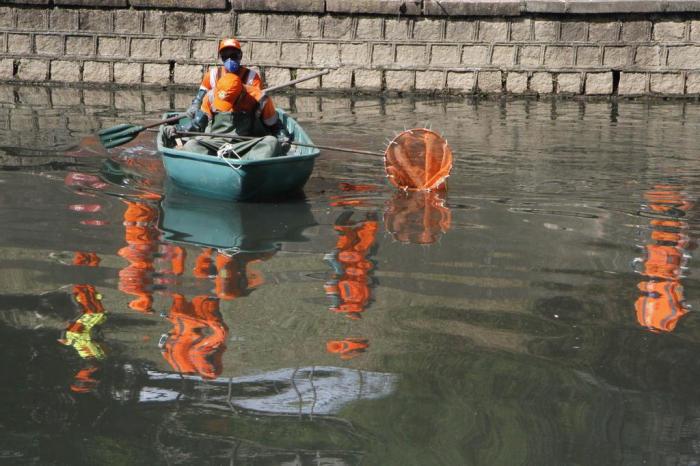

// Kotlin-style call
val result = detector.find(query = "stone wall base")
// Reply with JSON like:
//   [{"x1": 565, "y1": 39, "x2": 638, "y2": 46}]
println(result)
[{"x1": 2, "y1": 4, "x2": 700, "y2": 97}]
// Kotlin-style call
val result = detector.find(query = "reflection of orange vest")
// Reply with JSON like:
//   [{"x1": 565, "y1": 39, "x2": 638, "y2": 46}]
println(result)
[
  {"x1": 72, "y1": 285, "x2": 105, "y2": 314},
  {"x1": 636, "y1": 281, "x2": 687, "y2": 332},
  {"x1": 70, "y1": 366, "x2": 100, "y2": 394},
  {"x1": 651, "y1": 230, "x2": 685, "y2": 244},
  {"x1": 124, "y1": 201, "x2": 158, "y2": 224},
  {"x1": 327, "y1": 220, "x2": 377, "y2": 318},
  {"x1": 118, "y1": 246, "x2": 155, "y2": 313},
  {"x1": 73, "y1": 252, "x2": 101, "y2": 267},
  {"x1": 335, "y1": 221, "x2": 378, "y2": 252},
  {"x1": 160, "y1": 244, "x2": 185, "y2": 276},
  {"x1": 215, "y1": 255, "x2": 245, "y2": 300},
  {"x1": 642, "y1": 244, "x2": 684, "y2": 280},
  {"x1": 635, "y1": 185, "x2": 692, "y2": 333},
  {"x1": 193, "y1": 249, "x2": 215, "y2": 278},
  {"x1": 162, "y1": 294, "x2": 228, "y2": 379},
  {"x1": 326, "y1": 338, "x2": 369, "y2": 360},
  {"x1": 120, "y1": 200, "x2": 159, "y2": 313},
  {"x1": 338, "y1": 280, "x2": 370, "y2": 306},
  {"x1": 214, "y1": 254, "x2": 271, "y2": 300},
  {"x1": 646, "y1": 187, "x2": 693, "y2": 214}
]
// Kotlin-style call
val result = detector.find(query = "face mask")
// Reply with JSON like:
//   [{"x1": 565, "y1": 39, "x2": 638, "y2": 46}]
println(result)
[{"x1": 224, "y1": 58, "x2": 240, "y2": 73}]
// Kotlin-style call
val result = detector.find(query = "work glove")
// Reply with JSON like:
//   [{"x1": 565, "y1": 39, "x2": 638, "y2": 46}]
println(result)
[
  {"x1": 163, "y1": 125, "x2": 179, "y2": 145},
  {"x1": 277, "y1": 135, "x2": 291, "y2": 152},
  {"x1": 274, "y1": 125, "x2": 292, "y2": 152},
  {"x1": 186, "y1": 89, "x2": 207, "y2": 118},
  {"x1": 163, "y1": 125, "x2": 178, "y2": 139},
  {"x1": 186, "y1": 110, "x2": 209, "y2": 133},
  {"x1": 185, "y1": 103, "x2": 199, "y2": 119}
]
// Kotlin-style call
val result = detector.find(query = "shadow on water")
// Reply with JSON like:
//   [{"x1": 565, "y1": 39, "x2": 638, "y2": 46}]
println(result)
[{"x1": 4, "y1": 84, "x2": 700, "y2": 464}]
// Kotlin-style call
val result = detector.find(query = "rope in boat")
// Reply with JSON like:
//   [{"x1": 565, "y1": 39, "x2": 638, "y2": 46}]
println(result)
[{"x1": 216, "y1": 143, "x2": 242, "y2": 171}]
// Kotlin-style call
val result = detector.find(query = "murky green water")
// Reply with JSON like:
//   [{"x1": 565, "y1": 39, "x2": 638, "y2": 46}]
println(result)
[{"x1": 2, "y1": 85, "x2": 700, "y2": 465}]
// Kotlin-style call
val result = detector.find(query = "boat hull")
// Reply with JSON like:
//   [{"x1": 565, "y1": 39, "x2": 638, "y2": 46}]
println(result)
[{"x1": 157, "y1": 110, "x2": 320, "y2": 201}]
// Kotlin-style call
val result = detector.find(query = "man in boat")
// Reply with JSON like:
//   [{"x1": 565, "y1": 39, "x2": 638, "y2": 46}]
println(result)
[
  {"x1": 164, "y1": 72, "x2": 291, "y2": 160},
  {"x1": 185, "y1": 38, "x2": 263, "y2": 119}
]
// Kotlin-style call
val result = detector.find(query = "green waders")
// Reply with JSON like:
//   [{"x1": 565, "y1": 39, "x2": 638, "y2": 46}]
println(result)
[{"x1": 182, "y1": 111, "x2": 282, "y2": 160}]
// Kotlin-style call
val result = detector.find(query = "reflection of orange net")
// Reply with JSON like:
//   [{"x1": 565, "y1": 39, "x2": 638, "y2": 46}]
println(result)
[
  {"x1": 384, "y1": 129, "x2": 453, "y2": 191},
  {"x1": 384, "y1": 190, "x2": 451, "y2": 244}
]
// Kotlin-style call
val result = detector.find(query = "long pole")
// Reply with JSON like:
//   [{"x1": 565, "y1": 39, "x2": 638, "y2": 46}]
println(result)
[
  {"x1": 174, "y1": 130, "x2": 384, "y2": 157},
  {"x1": 264, "y1": 69, "x2": 330, "y2": 93}
]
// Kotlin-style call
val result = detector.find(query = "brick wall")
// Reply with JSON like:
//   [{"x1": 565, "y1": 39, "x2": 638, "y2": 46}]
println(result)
[{"x1": 1, "y1": 1, "x2": 700, "y2": 96}]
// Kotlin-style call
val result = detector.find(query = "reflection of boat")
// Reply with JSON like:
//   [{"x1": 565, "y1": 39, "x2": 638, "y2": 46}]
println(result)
[
  {"x1": 157, "y1": 110, "x2": 320, "y2": 201},
  {"x1": 158, "y1": 185, "x2": 318, "y2": 253},
  {"x1": 383, "y1": 190, "x2": 451, "y2": 244}
]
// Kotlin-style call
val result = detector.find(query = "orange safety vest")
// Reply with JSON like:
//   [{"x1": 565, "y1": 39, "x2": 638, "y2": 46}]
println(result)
[
  {"x1": 201, "y1": 65, "x2": 263, "y2": 92},
  {"x1": 202, "y1": 83, "x2": 278, "y2": 127}
]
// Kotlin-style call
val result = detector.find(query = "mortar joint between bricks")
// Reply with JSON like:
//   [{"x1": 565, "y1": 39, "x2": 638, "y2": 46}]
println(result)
[{"x1": 645, "y1": 72, "x2": 651, "y2": 93}]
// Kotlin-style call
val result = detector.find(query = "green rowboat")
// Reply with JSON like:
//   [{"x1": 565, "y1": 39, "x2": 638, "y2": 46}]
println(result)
[{"x1": 157, "y1": 110, "x2": 320, "y2": 201}]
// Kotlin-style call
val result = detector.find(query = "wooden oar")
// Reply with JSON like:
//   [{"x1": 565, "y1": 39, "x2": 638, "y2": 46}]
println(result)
[
  {"x1": 98, "y1": 69, "x2": 331, "y2": 150},
  {"x1": 174, "y1": 130, "x2": 383, "y2": 157}
]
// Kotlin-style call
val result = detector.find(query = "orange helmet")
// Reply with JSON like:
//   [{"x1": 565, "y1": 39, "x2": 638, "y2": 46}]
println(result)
[
  {"x1": 213, "y1": 73, "x2": 244, "y2": 112},
  {"x1": 219, "y1": 38, "x2": 241, "y2": 54}
]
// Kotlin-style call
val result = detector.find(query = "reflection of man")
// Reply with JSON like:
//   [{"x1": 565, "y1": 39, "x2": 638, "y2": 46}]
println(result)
[
  {"x1": 324, "y1": 211, "x2": 378, "y2": 320},
  {"x1": 161, "y1": 294, "x2": 228, "y2": 379},
  {"x1": 635, "y1": 185, "x2": 692, "y2": 332}
]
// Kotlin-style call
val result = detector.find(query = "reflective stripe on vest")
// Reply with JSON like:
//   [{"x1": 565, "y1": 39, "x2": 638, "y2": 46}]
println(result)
[
  {"x1": 209, "y1": 67, "x2": 221, "y2": 91},
  {"x1": 210, "y1": 66, "x2": 256, "y2": 89}
]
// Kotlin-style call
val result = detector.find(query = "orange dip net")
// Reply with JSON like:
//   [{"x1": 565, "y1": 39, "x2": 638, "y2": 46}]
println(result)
[{"x1": 384, "y1": 128, "x2": 453, "y2": 191}]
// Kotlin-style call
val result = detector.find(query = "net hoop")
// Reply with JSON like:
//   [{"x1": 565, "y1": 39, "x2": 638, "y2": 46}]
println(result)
[{"x1": 384, "y1": 128, "x2": 453, "y2": 191}]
